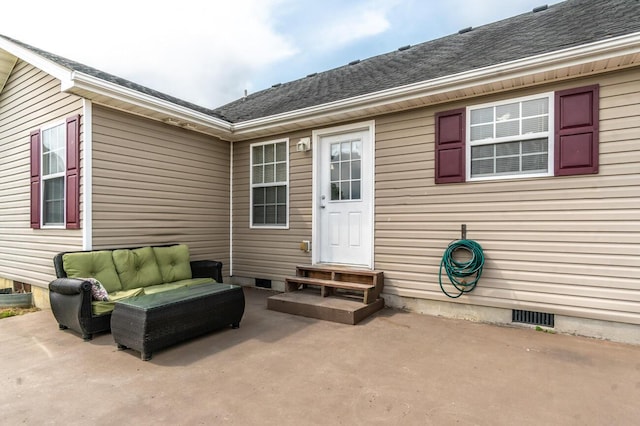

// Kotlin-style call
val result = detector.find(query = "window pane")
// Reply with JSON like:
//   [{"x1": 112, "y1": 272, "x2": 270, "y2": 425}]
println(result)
[
  {"x1": 341, "y1": 142, "x2": 351, "y2": 161},
  {"x1": 471, "y1": 107, "x2": 493, "y2": 125},
  {"x1": 276, "y1": 205, "x2": 286, "y2": 225},
  {"x1": 471, "y1": 144, "x2": 494, "y2": 159},
  {"x1": 275, "y1": 142, "x2": 286, "y2": 162},
  {"x1": 331, "y1": 183, "x2": 340, "y2": 200},
  {"x1": 351, "y1": 141, "x2": 361, "y2": 160},
  {"x1": 253, "y1": 206, "x2": 265, "y2": 225},
  {"x1": 496, "y1": 103, "x2": 519, "y2": 121},
  {"x1": 522, "y1": 98, "x2": 548, "y2": 117},
  {"x1": 340, "y1": 162, "x2": 350, "y2": 181},
  {"x1": 340, "y1": 182, "x2": 350, "y2": 200},
  {"x1": 266, "y1": 206, "x2": 277, "y2": 224},
  {"x1": 351, "y1": 181, "x2": 361, "y2": 200},
  {"x1": 252, "y1": 145, "x2": 263, "y2": 164},
  {"x1": 522, "y1": 138, "x2": 547, "y2": 154},
  {"x1": 264, "y1": 144, "x2": 275, "y2": 162},
  {"x1": 496, "y1": 121, "x2": 519, "y2": 138},
  {"x1": 276, "y1": 185, "x2": 286, "y2": 204},
  {"x1": 470, "y1": 124, "x2": 493, "y2": 141},
  {"x1": 252, "y1": 165, "x2": 263, "y2": 184},
  {"x1": 523, "y1": 153, "x2": 548, "y2": 171},
  {"x1": 471, "y1": 158, "x2": 494, "y2": 176},
  {"x1": 330, "y1": 143, "x2": 340, "y2": 162},
  {"x1": 330, "y1": 163, "x2": 339, "y2": 182},
  {"x1": 496, "y1": 142, "x2": 519, "y2": 156},
  {"x1": 264, "y1": 164, "x2": 275, "y2": 183},
  {"x1": 253, "y1": 187, "x2": 265, "y2": 204},
  {"x1": 275, "y1": 163, "x2": 287, "y2": 182},
  {"x1": 522, "y1": 116, "x2": 548, "y2": 134},
  {"x1": 496, "y1": 157, "x2": 520, "y2": 174},
  {"x1": 265, "y1": 186, "x2": 276, "y2": 204},
  {"x1": 351, "y1": 160, "x2": 361, "y2": 180},
  {"x1": 43, "y1": 177, "x2": 64, "y2": 225}
]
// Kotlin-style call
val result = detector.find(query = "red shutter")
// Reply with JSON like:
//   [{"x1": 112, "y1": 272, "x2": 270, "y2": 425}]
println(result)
[
  {"x1": 435, "y1": 108, "x2": 466, "y2": 183},
  {"x1": 554, "y1": 85, "x2": 599, "y2": 176},
  {"x1": 30, "y1": 130, "x2": 41, "y2": 229},
  {"x1": 65, "y1": 115, "x2": 81, "y2": 229}
]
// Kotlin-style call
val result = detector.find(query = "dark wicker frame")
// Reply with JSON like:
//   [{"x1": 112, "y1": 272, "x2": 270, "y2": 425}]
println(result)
[
  {"x1": 48, "y1": 244, "x2": 223, "y2": 340},
  {"x1": 111, "y1": 283, "x2": 245, "y2": 360}
]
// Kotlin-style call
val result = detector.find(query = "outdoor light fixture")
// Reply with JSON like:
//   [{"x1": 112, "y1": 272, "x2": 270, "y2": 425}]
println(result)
[{"x1": 297, "y1": 137, "x2": 311, "y2": 152}]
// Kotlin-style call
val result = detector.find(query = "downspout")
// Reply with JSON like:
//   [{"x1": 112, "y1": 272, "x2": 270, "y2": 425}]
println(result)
[
  {"x1": 229, "y1": 141, "x2": 233, "y2": 277},
  {"x1": 81, "y1": 99, "x2": 93, "y2": 250}
]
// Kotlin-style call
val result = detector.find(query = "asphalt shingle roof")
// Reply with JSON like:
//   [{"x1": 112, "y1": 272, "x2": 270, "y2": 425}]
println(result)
[{"x1": 214, "y1": 0, "x2": 640, "y2": 123}]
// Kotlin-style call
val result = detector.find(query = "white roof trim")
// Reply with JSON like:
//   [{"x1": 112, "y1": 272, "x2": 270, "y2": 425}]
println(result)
[
  {"x1": 67, "y1": 71, "x2": 232, "y2": 133},
  {"x1": 231, "y1": 31, "x2": 640, "y2": 137},
  {"x1": 0, "y1": 37, "x2": 74, "y2": 85}
]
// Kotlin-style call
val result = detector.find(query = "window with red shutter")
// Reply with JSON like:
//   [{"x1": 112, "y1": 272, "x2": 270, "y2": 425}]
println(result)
[
  {"x1": 29, "y1": 130, "x2": 41, "y2": 229},
  {"x1": 435, "y1": 108, "x2": 465, "y2": 183},
  {"x1": 554, "y1": 85, "x2": 599, "y2": 176},
  {"x1": 65, "y1": 115, "x2": 80, "y2": 229},
  {"x1": 29, "y1": 114, "x2": 81, "y2": 229}
]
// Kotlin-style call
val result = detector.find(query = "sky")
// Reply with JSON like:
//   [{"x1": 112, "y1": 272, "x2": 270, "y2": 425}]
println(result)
[{"x1": 2, "y1": 0, "x2": 561, "y2": 109}]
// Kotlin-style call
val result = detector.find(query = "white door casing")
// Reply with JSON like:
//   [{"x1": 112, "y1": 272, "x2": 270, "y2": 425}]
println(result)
[{"x1": 312, "y1": 121, "x2": 375, "y2": 268}]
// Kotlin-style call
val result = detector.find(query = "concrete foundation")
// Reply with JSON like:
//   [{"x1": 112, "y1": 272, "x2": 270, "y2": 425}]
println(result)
[{"x1": 384, "y1": 293, "x2": 640, "y2": 346}]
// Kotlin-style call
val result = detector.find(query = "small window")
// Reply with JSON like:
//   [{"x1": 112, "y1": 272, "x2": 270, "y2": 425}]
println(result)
[
  {"x1": 467, "y1": 93, "x2": 553, "y2": 181},
  {"x1": 250, "y1": 139, "x2": 288, "y2": 228},
  {"x1": 41, "y1": 122, "x2": 66, "y2": 226}
]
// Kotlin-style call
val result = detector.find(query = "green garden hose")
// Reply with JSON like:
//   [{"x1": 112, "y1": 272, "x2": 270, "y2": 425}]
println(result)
[{"x1": 438, "y1": 239, "x2": 485, "y2": 298}]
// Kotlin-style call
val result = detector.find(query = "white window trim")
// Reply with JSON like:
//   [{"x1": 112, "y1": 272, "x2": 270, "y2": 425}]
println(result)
[
  {"x1": 40, "y1": 119, "x2": 67, "y2": 229},
  {"x1": 465, "y1": 92, "x2": 555, "y2": 182},
  {"x1": 249, "y1": 138, "x2": 289, "y2": 229}
]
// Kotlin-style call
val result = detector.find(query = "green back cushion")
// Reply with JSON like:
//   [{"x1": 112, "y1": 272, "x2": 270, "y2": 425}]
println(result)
[
  {"x1": 153, "y1": 245, "x2": 192, "y2": 283},
  {"x1": 63, "y1": 251, "x2": 123, "y2": 293},
  {"x1": 112, "y1": 247, "x2": 164, "y2": 290}
]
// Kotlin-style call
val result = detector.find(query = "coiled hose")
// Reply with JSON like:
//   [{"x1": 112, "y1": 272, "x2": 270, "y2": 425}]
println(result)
[{"x1": 438, "y1": 239, "x2": 485, "y2": 298}]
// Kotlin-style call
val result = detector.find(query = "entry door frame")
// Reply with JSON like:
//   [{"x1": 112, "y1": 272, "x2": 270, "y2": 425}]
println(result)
[{"x1": 311, "y1": 120, "x2": 376, "y2": 269}]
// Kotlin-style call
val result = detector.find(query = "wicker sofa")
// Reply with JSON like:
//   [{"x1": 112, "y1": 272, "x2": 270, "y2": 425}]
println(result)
[{"x1": 49, "y1": 244, "x2": 234, "y2": 340}]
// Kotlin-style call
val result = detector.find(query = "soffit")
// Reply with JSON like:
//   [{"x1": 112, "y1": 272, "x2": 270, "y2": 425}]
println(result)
[{"x1": 0, "y1": 49, "x2": 17, "y2": 94}]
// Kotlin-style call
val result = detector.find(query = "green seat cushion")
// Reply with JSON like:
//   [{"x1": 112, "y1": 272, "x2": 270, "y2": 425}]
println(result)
[
  {"x1": 112, "y1": 247, "x2": 163, "y2": 290},
  {"x1": 63, "y1": 251, "x2": 122, "y2": 293},
  {"x1": 91, "y1": 288, "x2": 144, "y2": 316},
  {"x1": 153, "y1": 245, "x2": 192, "y2": 283}
]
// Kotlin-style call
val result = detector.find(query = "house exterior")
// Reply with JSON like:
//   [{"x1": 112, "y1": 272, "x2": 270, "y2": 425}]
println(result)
[{"x1": 1, "y1": 0, "x2": 639, "y2": 343}]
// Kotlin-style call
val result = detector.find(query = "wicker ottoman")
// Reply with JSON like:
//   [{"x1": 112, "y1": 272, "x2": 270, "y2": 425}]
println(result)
[{"x1": 111, "y1": 282, "x2": 245, "y2": 360}]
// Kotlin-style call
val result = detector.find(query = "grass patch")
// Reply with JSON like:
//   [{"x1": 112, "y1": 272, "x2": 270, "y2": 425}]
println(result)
[{"x1": 0, "y1": 307, "x2": 39, "y2": 319}]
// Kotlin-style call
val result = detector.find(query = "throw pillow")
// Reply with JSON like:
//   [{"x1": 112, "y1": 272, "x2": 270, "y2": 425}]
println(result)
[{"x1": 85, "y1": 277, "x2": 109, "y2": 301}]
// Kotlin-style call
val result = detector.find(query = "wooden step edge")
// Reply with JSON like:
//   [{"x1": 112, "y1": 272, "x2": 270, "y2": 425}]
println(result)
[{"x1": 285, "y1": 276, "x2": 375, "y2": 290}]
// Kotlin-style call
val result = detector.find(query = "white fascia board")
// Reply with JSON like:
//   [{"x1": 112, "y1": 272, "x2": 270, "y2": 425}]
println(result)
[
  {"x1": 0, "y1": 38, "x2": 74, "y2": 85},
  {"x1": 232, "y1": 32, "x2": 640, "y2": 136},
  {"x1": 66, "y1": 71, "x2": 233, "y2": 134}
]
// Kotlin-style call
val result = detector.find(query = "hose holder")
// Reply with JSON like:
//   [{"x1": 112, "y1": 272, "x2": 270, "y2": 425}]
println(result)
[{"x1": 438, "y1": 239, "x2": 485, "y2": 299}]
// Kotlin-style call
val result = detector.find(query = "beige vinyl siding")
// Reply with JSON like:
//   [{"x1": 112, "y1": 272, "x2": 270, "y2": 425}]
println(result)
[
  {"x1": 232, "y1": 130, "x2": 313, "y2": 282},
  {"x1": 0, "y1": 60, "x2": 83, "y2": 287},
  {"x1": 91, "y1": 106, "x2": 230, "y2": 276},
  {"x1": 375, "y1": 68, "x2": 640, "y2": 325}
]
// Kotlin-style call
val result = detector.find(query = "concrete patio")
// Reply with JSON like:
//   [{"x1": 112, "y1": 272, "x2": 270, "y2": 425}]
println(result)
[{"x1": 1, "y1": 287, "x2": 639, "y2": 425}]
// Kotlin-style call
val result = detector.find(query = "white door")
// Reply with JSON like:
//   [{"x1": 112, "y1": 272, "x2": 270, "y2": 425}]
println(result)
[{"x1": 315, "y1": 125, "x2": 373, "y2": 267}]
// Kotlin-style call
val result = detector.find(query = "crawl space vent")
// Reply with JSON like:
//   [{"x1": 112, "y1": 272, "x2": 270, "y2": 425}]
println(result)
[
  {"x1": 255, "y1": 278, "x2": 272, "y2": 289},
  {"x1": 512, "y1": 309, "x2": 554, "y2": 327}
]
